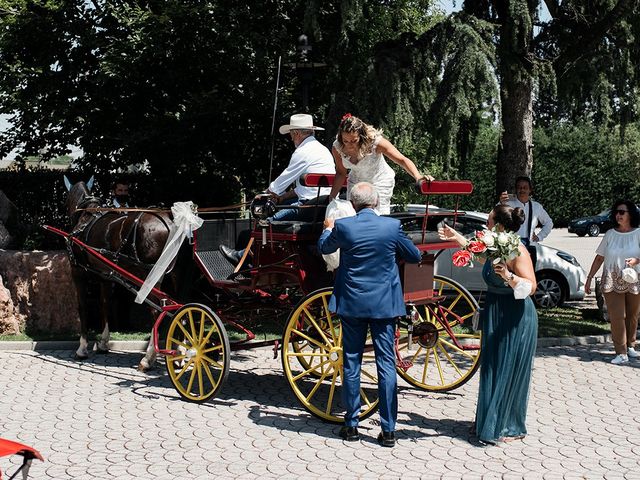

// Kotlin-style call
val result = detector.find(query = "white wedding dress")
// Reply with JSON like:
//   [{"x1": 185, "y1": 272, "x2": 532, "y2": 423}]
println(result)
[{"x1": 332, "y1": 135, "x2": 395, "y2": 215}]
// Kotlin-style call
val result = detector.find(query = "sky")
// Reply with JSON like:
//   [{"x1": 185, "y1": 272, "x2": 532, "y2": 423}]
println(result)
[{"x1": 0, "y1": 114, "x2": 9, "y2": 133}]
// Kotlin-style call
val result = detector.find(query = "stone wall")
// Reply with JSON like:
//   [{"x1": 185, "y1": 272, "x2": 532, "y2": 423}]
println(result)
[{"x1": 0, "y1": 250, "x2": 79, "y2": 335}]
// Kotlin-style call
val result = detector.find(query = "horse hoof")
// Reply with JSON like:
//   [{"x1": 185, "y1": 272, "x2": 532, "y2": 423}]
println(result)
[
  {"x1": 93, "y1": 342, "x2": 109, "y2": 354},
  {"x1": 74, "y1": 353, "x2": 89, "y2": 361},
  {"x1": 137, "y1": 362, "x2": 150, "y2": 372}
]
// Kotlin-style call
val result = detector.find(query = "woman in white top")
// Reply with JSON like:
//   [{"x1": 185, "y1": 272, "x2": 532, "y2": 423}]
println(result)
[
  {"x1": 585, "y1": 199, "x2": 640, "y2": 364},
  {"x1": 328, "y1": 114, "x2": 432, "y2": 215}
]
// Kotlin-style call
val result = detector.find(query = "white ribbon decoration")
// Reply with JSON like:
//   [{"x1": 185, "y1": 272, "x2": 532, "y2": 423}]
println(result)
[{"x1": 135, "y1": 201, "x2": 203, "y2": 304}]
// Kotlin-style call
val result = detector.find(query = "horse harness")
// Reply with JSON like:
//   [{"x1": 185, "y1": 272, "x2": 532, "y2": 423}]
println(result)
[{"x1": 67, "y1": 197, "x2": 170, "y2": 271}]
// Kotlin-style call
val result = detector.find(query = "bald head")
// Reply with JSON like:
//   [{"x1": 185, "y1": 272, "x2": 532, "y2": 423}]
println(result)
[{"x1": 350, "y1": 182, "x2": 379, "y2": 212}]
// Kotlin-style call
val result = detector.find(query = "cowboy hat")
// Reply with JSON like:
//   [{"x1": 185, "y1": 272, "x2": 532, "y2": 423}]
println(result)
[{"x1": 279, "y1": 114, "x2": 325, "y2": 134}]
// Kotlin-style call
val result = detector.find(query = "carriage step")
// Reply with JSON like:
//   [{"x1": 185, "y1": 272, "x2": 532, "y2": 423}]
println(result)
[
  {"x1": 396, "y1": 359, "x2": 413, "y2": 372},
  {"x1": 195, "y1": 250, "x2": 246, "y2": 282}
]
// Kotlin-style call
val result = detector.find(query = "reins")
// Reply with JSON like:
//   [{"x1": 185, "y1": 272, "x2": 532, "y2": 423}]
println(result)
[{"x1": 76, "y1": 201, "x2": 251, "y2": 214}]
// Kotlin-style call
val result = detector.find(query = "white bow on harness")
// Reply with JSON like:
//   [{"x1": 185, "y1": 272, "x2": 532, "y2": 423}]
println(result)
[{"x1": 135, "y1": 201, "x2": 203, "y2": 304}]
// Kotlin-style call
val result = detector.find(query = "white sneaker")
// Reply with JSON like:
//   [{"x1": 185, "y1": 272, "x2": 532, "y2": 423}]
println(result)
[
  {"x1": 611, "y1": 354, "x2": 629, "y2": 365},
  {"x1": 627, "y1": 347, "x2": 640, "y2": 358}
]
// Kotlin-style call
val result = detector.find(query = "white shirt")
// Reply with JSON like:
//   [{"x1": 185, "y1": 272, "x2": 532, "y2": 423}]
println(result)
[
  {"x1": 268, "y1": 136, "x2": 335, "y2": 201},
  {"x1": 505, "y1": 198, "x2": 553, "y2": 243},
  {"x1": 596, "y1": 228, "x2": 640, "y2": 294}
]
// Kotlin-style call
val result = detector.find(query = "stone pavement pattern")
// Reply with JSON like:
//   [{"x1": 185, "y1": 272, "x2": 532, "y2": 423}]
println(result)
[{"x1": 1, "y1": 344, "x2": 639, "y2": 479}]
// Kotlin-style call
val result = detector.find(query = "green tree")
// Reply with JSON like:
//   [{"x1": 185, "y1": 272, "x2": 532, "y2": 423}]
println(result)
[
  {"x1": 0, "y1": 0, "x2": 440, "y2": 203},
  {"x1": 368, "y1": 0, "x2": 640, "y2": 193},
  {"x1": 0, "y1": 0, "x2": 310, "y2": 203}
]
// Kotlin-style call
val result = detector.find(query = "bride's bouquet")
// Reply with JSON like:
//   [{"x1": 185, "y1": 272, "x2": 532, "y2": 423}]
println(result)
[{"x1": 452, "y1": 228, "x2": 521, "y2": 268}]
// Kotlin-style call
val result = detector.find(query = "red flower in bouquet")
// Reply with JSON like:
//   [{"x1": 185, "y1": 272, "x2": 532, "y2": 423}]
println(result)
[
  {"x1": 452, "y1": 249, "x2": 473, "y2": 267},
  {"x1": 468, "y1": 240, "x2": 487, "y2": 254}
]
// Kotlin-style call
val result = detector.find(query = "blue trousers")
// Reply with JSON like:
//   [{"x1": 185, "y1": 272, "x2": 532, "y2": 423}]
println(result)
[
  {"x1": 271, "y1": 198, "x2": 303, "y2": 221},
  {"x1": 341, "y1": 316, "x2": 397, "y2": 432}
]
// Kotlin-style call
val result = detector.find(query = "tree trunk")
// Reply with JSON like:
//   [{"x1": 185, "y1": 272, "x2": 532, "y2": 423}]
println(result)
[
  {"x1": 496, "y1": 71, "x2": 533, "y2": 195},
  {"x1": 494, "y1": 0, "x2": 535, "y2": 196}
]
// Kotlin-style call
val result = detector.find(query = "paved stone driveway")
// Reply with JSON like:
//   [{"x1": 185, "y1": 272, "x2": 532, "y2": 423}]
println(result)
[{"x1": 1, "y1": 343, "x2": 639, "y2": 479}]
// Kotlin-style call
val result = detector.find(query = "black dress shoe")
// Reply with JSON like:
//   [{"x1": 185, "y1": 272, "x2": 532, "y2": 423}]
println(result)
[
  {"x1": 219, "y1": 245, "x2": 241, "y2": 267},
  {"x1": 377, "y1": 430, "x2": 395, "y2": 447},
  {"x1": 338, "y1": 426, "x2": 360, "y2": 441}
]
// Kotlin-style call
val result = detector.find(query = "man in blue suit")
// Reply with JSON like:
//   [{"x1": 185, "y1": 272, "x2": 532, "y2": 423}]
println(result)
[{"x1": 318, "y1": 182, "x2": 422, "y2": 447}]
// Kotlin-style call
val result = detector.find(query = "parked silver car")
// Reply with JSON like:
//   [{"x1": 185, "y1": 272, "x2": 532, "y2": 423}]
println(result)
[{"x1": 404, "y1": 206, "x2": 586, "y2": 308}]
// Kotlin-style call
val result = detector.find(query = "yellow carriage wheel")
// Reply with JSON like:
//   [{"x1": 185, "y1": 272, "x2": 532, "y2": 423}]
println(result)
[
  {"x1": 165, "y1": 304, "x2": 230, "y2": 403},
  {"x1": 291, "y1": 332, "x2": 325, "y2": 377},
  {"x1": 282, "y1": 288, "x2": 379, "y2": 424},
  {"x1": 397, "y1": 275, "x2": 481, "y2": 392}
]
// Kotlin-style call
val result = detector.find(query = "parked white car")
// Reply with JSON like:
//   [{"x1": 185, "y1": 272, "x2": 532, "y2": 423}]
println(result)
[{"x1": 403, "y1": 206, "x2": 586, "y2": 308}]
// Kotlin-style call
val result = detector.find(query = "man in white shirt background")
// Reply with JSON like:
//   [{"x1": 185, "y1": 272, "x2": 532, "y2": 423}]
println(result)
[{"x1": 499, "y1": 176, "x2": 553, "y2": 267}]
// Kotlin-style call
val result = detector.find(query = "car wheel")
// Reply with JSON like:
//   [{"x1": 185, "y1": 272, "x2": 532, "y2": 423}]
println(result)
[
  {"x1": 533, "y1": 273, "x2": 565, "y2": 308},
  {"x1": 588, "y1": 223, "x2": 600, "y2": 237}
]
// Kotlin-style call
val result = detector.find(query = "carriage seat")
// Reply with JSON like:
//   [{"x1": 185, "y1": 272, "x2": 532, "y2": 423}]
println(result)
[
  {"x1": 264, "y1": 195, "x2": 330, "y2": 234},
  {"x1": 266, "y1": 208, "x2": 445, "y2": 243},
  {"x1": 266, "y1": 220, "x2": 322, "y2": 235}
]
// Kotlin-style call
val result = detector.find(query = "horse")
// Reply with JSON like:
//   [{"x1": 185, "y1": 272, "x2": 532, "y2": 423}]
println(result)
[{"x1": 63, "y1": 176, "x2": 183, "y2": 370}]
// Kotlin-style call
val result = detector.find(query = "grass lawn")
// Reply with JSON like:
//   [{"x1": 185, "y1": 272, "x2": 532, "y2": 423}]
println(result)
[
  {"x1": 0, "y1": 330, "x2": 151, "y2": 342},
  {"x1": 0, "y1": 305, "x2": 609, "y2": 342},
  {"x1": 536, "y1": 306, "x2": 609, "y2": 338}
]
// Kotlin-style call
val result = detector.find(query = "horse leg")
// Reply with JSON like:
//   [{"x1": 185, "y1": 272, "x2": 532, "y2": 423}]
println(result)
[
  {"x1": 72, "y1": 269, "x2": 90, "y2": 360},
  {"x1": 95, "y1": 282, "x2": 111, "y2": 353},
  {"x1": 138, "y1": 320, "x2": 157, "y2": 372}
]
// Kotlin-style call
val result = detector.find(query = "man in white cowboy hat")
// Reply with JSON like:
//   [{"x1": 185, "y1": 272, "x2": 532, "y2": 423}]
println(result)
[
  {"x1": 267, "y1": 113, "x2": 335, "y2": 219},
  {"x1": 219, "y1": 113, "x2": 335, "y2": 266}
]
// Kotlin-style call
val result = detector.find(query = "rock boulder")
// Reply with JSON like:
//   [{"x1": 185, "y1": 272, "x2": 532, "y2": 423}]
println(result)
[
  {"x1": 0, "y1": 250, "x2": 80, "y2": 335},
  {"x1": 0, "y1": 276, "x2": 19, "y2": 334}
]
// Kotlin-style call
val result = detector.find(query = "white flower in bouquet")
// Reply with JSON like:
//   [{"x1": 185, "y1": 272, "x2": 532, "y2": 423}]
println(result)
[
  {"x1": 496, "y1": 232, "x2": 510, "y2": 246},
  {"x1": 453, "y1": 227, "x2": 520, "y2": 268},
  {"x1": 481, "y1": 230, "x2": 495, "y2": 247}
]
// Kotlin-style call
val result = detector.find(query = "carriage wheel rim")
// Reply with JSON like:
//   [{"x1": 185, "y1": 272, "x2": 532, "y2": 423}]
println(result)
[
  {"x1": 165, "y1": 305, "x2": 229, "y2": 402},
  {"x1": 397, "y1": 276, "x2": 481, "y2": 392},
  {"x1": 282, "y1": 288, "x2": 379, "y2": 423}
]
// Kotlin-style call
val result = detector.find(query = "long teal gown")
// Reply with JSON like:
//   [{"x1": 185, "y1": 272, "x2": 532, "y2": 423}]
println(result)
[{"x1": 476, "y1": 262, "x2": 538, "y2": 444}]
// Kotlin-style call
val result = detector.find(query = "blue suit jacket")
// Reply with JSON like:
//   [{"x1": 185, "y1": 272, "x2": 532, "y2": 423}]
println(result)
[{"x1": 318, "y1": 208, "x2": 422, "y2": 318}]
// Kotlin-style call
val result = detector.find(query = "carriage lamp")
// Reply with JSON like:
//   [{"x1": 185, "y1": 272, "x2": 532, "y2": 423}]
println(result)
[{"x1": 250, "y1": 195, "x2": 277, "y2": 220}]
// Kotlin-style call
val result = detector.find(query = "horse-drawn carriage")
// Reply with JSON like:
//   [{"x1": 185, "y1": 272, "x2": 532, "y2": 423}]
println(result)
[{"x1": 46, "y1": 176, "x2": 481, "y2": 423}]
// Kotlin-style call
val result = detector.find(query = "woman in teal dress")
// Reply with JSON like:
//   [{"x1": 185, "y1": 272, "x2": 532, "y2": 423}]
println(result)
[{"x1": 439, "y1": 205, "x2": 538, "y2": 444}]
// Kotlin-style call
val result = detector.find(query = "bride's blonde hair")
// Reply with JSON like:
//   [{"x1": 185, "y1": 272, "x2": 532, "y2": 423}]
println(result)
[{"x1": 336, "y1": 114, "x2": 382, "y2": 160}]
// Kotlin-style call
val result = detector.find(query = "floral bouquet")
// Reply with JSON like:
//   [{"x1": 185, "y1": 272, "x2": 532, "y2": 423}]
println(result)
[{"x1": 452, "y1": 228, "x2": 521, "y2": 268}]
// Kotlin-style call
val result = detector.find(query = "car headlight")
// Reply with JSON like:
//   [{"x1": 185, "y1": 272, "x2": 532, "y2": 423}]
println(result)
[{"x1": 557, "y1": 251, "x2": 580, "y2": 267}]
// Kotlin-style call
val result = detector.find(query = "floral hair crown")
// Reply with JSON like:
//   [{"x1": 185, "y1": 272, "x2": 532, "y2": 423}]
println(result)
[{"x1": 340, "y1": 113, "x2": 353, "y2": 125}]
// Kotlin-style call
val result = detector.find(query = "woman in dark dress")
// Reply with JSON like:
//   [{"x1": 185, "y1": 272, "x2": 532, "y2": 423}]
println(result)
[{"x1": 439, "y1": 205, "x2": 538, "y2": 444}]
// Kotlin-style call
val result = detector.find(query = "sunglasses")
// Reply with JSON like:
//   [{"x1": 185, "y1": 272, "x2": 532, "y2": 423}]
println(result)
[{"x1": 614, "y1": 209, "x2": 629, "y2": 215}]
